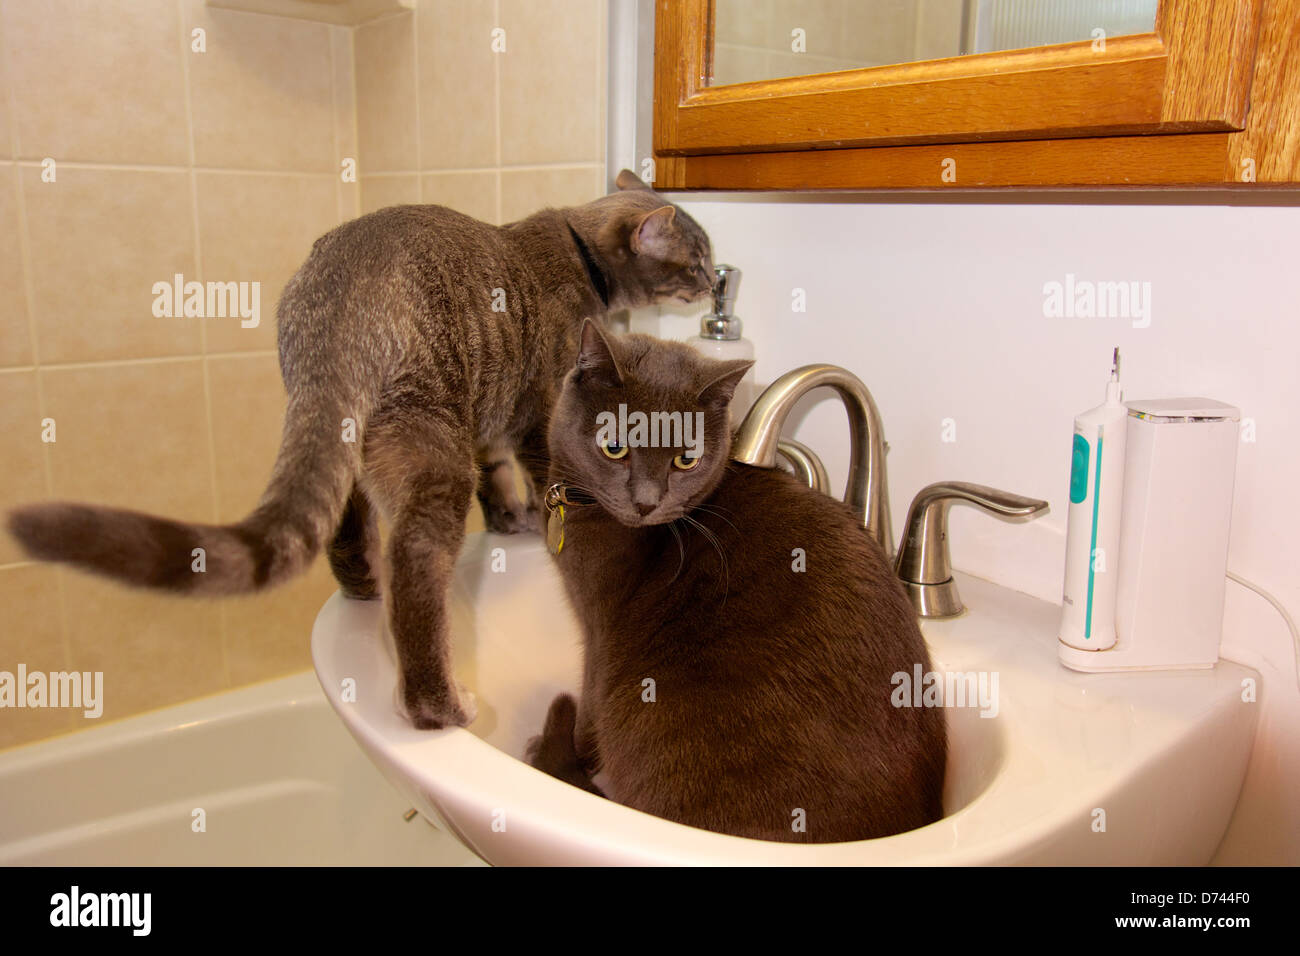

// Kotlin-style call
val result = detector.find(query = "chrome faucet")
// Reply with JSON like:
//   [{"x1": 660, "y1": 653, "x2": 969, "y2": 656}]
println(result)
[
  {"x1": 732, "y1": 364, "x2": 894, "y2": 561},
  {"x1": 733, "y1": 364, "x2": 1049, "y2": 617}
]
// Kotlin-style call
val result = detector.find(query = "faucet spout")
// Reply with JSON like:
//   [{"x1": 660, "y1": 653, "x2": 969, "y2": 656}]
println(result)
[{"x1": 731, "y1": 364, "x2": 893, "y2": 561}]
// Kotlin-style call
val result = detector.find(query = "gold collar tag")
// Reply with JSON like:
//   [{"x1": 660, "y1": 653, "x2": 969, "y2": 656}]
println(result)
[
  {"x1": 544, "y1": 483, "x2": 571, "y2": 556},
  {"x1": 546, "y1": 503, "x2": 566, "y2": 555}
]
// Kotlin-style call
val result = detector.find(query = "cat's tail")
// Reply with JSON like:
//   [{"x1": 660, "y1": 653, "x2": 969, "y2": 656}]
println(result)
[
  {"x1": 525, "y1": 694, "x2": 605, "y2": 796},
  {"x1": 6, "y1": 391, "x2": 367, "y2": 597}
]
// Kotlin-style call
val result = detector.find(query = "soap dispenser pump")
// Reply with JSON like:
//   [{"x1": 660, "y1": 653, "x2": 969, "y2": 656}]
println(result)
[{"x1": 691, "y1": 264, "x2": 756, "y2": 415}]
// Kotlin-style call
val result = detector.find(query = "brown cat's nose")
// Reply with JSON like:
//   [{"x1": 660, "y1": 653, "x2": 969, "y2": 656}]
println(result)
[{"x1": 636, "y1": 503, "x2": 656, "y2": 517}]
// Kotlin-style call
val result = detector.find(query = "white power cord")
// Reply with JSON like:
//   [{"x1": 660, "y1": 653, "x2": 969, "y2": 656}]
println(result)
[{"x1": 1226, "y1": 570, "x2": 1300, "y2": 693}]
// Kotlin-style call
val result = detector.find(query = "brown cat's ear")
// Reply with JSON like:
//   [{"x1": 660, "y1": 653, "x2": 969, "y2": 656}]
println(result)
[
  {"x1": 630, "y1": 206, "x2": 677, "y2": 257},
  {"x1": 697, "y1": 359, "x2": 754, "y2": 408},
  {"x1": 616, "y1": 168, "x2": 651, "y2": 191},
  {"x1": 575, "y1": 318, "x2": 623, "y2": 388}
]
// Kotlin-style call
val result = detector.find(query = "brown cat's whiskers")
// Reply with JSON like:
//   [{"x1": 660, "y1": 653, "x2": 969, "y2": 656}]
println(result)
[
  {"x1": 666, "y1": 521, "x2": 686, "y2": 584},
  {"x1": 680, "y1": 513, "x2": 730, "y2": 603},
  {"x1": 690, "y1": 503, "x2": 740, "y2": 534}
]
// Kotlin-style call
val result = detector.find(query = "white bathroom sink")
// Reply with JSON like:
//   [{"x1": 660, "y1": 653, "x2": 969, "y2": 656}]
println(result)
[{"x1": 312, "y1": 532, "x2": 1258, "y2": 865}]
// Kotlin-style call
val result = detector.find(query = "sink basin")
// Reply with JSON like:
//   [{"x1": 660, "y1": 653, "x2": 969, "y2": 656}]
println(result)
[{"x1": 312, "y1": 532, "x2": 1258, "y2": 865}]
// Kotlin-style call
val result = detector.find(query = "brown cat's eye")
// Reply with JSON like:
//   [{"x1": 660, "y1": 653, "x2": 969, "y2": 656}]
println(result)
[
  {"x1": 600, "y1": 438, "x2": 629, "y2": 460},
  {"x1": 673, "y1": 453, "x2": 700, "y2": 470}
]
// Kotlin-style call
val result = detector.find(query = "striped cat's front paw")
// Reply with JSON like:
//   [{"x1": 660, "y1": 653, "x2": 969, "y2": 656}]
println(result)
[
  {"x1": 397, "y1": 681, "x2": 478, "y2": 730},
  {"x1": 481, "y1": 501, "x2": 541, "y2": 535}
]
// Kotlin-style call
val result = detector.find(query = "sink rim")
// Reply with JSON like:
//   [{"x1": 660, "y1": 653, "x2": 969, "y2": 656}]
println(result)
[{"x1": 312, "y1": 532, "x2": 1258, "y2": 865}]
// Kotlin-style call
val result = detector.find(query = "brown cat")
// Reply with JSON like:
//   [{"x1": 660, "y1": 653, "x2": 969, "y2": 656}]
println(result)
[
  {"x1": 7, "y1": 170, "x2": 715, "y2": 730},
  {"x1": 527, "y1": 322, "x2": 947, "y2": 842}
]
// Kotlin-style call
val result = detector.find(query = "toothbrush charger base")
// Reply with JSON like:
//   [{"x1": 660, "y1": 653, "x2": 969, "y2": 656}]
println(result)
[{"x1": 1059, "y1": 640, "x2": 1217, "y2": 674}]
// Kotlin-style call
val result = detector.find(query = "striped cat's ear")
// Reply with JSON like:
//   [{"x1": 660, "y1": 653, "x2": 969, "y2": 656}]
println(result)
[
  {"x1": 616, "y1": 168, "x2": 652, "y2": 191},
  {"x1": 575, "y1": 319, "x2": 623, "y2": 388},
  {"x1": 630, "y1": 206, "x2": 677, "y2": 258}
]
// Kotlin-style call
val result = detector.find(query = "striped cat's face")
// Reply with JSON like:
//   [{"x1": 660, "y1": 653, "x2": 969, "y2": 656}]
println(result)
[
  {"x1": 623, "y1": 203, "x2": 715, "y2": 307},
  {"x1": 593, "y1": 172, "x2": 716, "y2": 309}
]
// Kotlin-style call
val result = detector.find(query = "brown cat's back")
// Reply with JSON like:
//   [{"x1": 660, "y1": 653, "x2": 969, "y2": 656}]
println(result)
[{"x1": 560, "y1": 464, "x2": 946, "y2": 843}]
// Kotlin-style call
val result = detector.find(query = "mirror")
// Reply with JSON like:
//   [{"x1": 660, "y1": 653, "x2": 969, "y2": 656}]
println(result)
[{"x1": 710, "y1": 0, "x2": 1160, "y2": 86}]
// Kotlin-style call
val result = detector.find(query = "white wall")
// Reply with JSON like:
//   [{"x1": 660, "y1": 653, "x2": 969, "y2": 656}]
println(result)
[{"x1": 639, "y1": 193, "x2": 1300, "y2": 864}]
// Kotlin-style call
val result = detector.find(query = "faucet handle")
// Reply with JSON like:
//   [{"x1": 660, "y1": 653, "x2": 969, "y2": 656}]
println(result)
[{"x1": 895, "y1": 481, "x2": 1049, "y2": 619}]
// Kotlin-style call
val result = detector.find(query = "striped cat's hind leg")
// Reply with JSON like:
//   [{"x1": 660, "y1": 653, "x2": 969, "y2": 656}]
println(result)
[
  {"x1": 328, "y1": 487, "x2": 382, "y2": 599},
  {"x1": 368, "y1": 406, "x2": 478, "y2": 730}
]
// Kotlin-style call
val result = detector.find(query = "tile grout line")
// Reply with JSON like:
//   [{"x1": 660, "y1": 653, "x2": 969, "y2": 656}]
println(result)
[
  {"x1": 1, "y1": 350, "x2": 280, "y2": 375},
  {"x1": 361, "y1": 162, "x2": 605, "y2": 177},
  {"x1": 180, "y1": 0, "x2": 231, "y2": 688},
  {"x1": 5, "y1": 159, "x2": 341, "y2": 177}
]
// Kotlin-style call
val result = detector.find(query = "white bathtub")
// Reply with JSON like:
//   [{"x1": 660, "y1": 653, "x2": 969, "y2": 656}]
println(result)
[{"x1": 0, "y1": 671, "x2": 482, "y2": 866}]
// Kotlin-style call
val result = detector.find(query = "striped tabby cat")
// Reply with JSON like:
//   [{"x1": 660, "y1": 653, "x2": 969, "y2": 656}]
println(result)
[{"x1": 8, "y1": 170, "x2": 716, "y2": 730}]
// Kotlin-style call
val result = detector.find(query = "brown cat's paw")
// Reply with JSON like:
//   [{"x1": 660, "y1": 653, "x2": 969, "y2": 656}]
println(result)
[{"x1": 524, "y1": 694, "x2": 603, "y2": 796}]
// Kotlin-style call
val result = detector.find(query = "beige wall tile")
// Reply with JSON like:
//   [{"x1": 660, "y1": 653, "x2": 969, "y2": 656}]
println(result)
[
  {"x1": 0, "y1": 21, "x2": 11, "y2": 157},
  {"x1": 196, "y1": 172, "x2": 338, "y2": 353},
  {"x1": 340, "y1": 179, "x2": 361, "y2": 222},
  {"x1": 331, "y1": 24, "x2": 358, "y2": 166},
  {"x1": 41, "y1": 361, "x2": 214, "y2": 519},
  {"x1": 61, "y1": 572, "x2": 225, "y2": 723},
  {"x1": 421, "y1": 171, "x2": 497, "y2": 224},
  {"x1": 207, "y1": 354, "x2": 285, "y2": 523},
  {"x1": 360, "y1": 174, "x2": 419, "y2": 214},
  {"x1": 355, "y1": 12, "x2": 418, "y2": 173},
  {"x1": 186, "y1": 0, "x2": 336, "y2": 172},
  {"x1": 499, "y1": 0, "x2": 602, "y2": 165},
  {"x1": 417, "y1": 0, "x2": 496, "y2": 170},
  {"x1": 207, "y1": 356, "x2": 343, "y2": 686},
  {"x1": 23, "y1": 167, "x2": 200, "y2": 364},
  {"x1": 222, "y1": 558, "x2": 333, "y2": 686},
  {"x1": 1, "y1": 0, "x2": 188, "y2": 165},
  {"x1": 331, "y1": 25, "x2": 360, "y2": 220},
  {"x1": 500, "y1": 165, "x2": 602, "y2": 224},
  {"x1": 0, "y1": 370, "x2": 48, "y2": 565},
  {"x1": 0, "y1": 565, "x2": 74, "y2": 751},
  {"x1": 0, "y1": 163, "x2": 30, "y2": 366}
]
